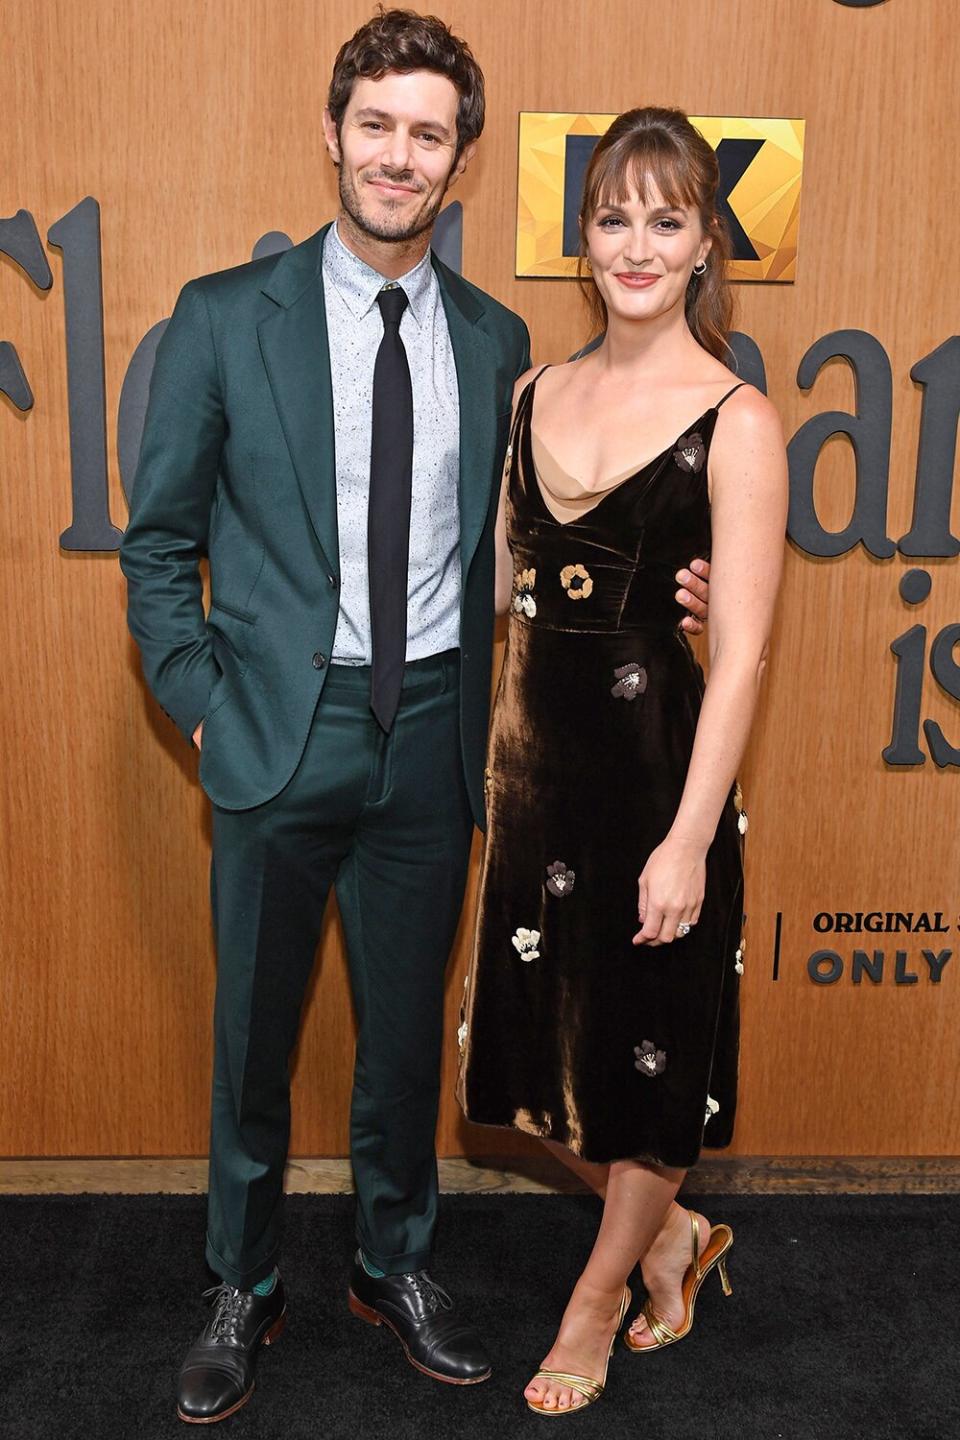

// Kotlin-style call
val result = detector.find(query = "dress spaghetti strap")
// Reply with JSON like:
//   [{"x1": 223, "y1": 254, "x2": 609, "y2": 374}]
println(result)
[
  {"x1": 522, "y1": 363, "x2": 551, "y2": 405},
  {"x1": 510, "y1": 364, "x2": 551, "y2": 437},
  {"x1": 506, "y1": 365, "x2": 552, "y2": 488},
  {"x1": 715, "y1": 381, "x2": 748, "y2": 410}
]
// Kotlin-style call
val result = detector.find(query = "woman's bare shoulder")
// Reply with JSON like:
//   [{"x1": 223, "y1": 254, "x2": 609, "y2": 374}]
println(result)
[
  {"x1": 511, "y1": 359, "x2": 564, "y2": 408},
  {"x1": 713, "y1": 382, "x2": 783, "y2": 443},
  {"x1": 512, "y1": 364, "x2": 543, "y2": 404},
  {"x1": 518, "y1": 353, "x2": 591, "y2": 406},
  {"x1": 708, "y1": 383, "x2": 787, "y2": 509}
]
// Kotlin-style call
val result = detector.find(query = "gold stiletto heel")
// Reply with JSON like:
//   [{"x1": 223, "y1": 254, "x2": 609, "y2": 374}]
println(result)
[
  {"x1": 526, "y1": 1285, "x2": 631, "y2": 1417},
  {"x1": 624, "y1": 1211, "x2": 734, "y2": 1353}
]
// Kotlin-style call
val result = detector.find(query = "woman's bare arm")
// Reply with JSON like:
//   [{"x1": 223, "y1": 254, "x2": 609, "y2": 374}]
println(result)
[{"x1": 635, "y1": 386, "x2": 788, "y2": 945}]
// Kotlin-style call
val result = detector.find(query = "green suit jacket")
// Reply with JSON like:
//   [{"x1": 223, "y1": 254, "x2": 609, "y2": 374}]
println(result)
[{"x1": 120, "y1": 222, "x2": 530, "y2": 823}]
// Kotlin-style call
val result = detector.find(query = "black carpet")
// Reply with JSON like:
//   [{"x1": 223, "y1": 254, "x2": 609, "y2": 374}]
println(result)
[{"x1": 0, "y1": 1192, "x2": 956, "y2": 1440}]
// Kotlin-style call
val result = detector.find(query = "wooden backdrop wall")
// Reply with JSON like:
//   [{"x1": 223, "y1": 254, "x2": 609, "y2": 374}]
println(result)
[{"x1": 2, "y1": 0, "x2": 959, "y2": 1159}]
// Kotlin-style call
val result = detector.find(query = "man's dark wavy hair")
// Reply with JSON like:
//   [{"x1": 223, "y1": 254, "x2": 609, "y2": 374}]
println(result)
[{"x1": 327, "y1": 7, "x2": 485, "y2": 161}]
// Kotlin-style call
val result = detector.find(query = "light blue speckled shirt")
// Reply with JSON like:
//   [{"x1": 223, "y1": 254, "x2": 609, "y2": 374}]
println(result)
[{"x1": 322, "y1": 222, "x2": 461, "y2": 665}]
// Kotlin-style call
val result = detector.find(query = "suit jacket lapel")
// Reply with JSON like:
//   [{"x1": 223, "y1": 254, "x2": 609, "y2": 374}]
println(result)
[
  {"x1": 257, "y1": 233, "x2": 500, "y2": 588},
  {"x1": 257, "y1": 224, "x2": 339, "y2": 577},
  {"x1": 435, "y1": 258, "x2": 499, "y2": 582}
]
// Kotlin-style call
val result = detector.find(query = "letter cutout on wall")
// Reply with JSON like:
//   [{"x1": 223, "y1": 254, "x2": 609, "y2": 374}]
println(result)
[
  {"x1": 0, "y1": 342, "x2": 33, "y2": 412},
  {"x1": 898, "y1": 338, "x2": 960, "y2": 557},
  {"x1": 47, "y1": 198, "x2": 122, "y2": 551},
  {"x1": 787, "y1": 329, "x2": 895, "y2": 559},
  {"x1": 0, "y1": 208, "x2": 52, "y2": 412}
]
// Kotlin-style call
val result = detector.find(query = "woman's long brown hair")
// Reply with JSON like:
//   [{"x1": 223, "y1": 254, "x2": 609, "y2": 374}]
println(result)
[{"x1": 578, "y1": 107, "x2": 734, "y2": 360}]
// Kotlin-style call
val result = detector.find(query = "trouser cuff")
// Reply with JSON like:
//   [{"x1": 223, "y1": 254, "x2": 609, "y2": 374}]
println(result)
[
  {"x1": 205, "y1": 1235, "x2": 280, "y2": 1291},
  {"x1": 356, "y1": 1234, "x2": 433, "y2": 1276}
]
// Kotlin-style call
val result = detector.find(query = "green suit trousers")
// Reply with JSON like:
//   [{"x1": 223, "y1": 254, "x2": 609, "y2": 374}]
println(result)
[{"x1": 204, "y1": 650, "x2": 473, "y2": 1288}]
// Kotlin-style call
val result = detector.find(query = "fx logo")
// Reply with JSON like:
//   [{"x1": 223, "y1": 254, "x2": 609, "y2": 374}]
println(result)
[{"x1": 516, "y1": 114, "x2": 803, "y2": 283}]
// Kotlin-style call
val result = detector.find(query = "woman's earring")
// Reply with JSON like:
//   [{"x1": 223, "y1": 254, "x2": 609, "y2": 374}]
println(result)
[{"x1": 692, "y1": 259, "x2": 707, "y2": 276}]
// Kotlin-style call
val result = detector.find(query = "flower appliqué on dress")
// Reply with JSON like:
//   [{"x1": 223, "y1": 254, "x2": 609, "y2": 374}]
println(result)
[
  {"x1": 511, "y1": 927, "x2": 541, "y2": 961},
  {"x1": 705, "y1": 1095, "x2": 720, "y2": 1124},
  {"x1": 733, "y1": 781, "x2": 748, "y2": 834},
  {"x1": 611, "y1": 663, "x2": 648, "y2": 701},
  {"x1": 545, "y1": 861, "x2": 575, "y2": 898},
  {"x1": 560, "y1": 563, "x2": 593, "y2": 599},
  {"x1": 735, "y1": 942, "x2": 744, "y2": 975},
  {"x1": 673, "y1": 432, "x2": 706, "y2": 474},
  {"x1": 457, "y1": 974, "x2": 469, "y2": 1052},
  {"x1": 502, "y1": 442, "x2": 515, "y2": 492},
  {"x1": 512, "y1": 567, "x2": 537, "y2": 618},
  {"x1": 634, "y1": 1041, "x2": 666, "y2": 1077}
]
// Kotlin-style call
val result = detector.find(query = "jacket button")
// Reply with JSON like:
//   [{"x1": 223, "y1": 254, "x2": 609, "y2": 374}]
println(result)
[
  {"x1": 328, "y1": 573, "x2": 337, "y2": 587},
  {"x1": 312, "y1": 652, "x2": 326, "y2": 669}
]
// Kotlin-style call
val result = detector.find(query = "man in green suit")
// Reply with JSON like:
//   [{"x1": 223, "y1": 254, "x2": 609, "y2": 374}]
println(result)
[
  {"x1": 121, "y1": 13, "x2": 523, "y2": 1420},
  {"x1": 121, "y1": 9, "x2": 708, "y2": 1425}
]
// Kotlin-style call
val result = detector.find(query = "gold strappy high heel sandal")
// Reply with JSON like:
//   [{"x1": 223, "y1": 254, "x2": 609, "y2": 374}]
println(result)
[
  {"x1": 624, "y1": 1211, "x2": 733, "y2": 1353},
  {"x1": 526, "y1": 1285, "x2": 631, "y2": 1417}
]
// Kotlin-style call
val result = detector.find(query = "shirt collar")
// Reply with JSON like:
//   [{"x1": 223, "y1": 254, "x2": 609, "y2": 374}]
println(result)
[{"x1": 323, "y1": 221, "x2": 434, "y2": 328}]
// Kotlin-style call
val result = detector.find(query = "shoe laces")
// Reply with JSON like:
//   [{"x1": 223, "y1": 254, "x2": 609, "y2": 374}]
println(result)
[
  {"x1": 404, "y1": 1270, "x2": 453, "y2": 1315},
  {"x1": 201, "y1": 1282, "x2": 247, "y2": 1343}
]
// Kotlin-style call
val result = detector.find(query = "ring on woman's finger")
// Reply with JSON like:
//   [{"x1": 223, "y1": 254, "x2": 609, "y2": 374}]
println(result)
[{"x1": 677, "y1": 921, "x2": 693, "y2": 937}]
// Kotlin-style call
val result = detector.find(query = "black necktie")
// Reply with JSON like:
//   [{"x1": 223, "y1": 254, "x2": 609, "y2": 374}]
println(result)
[{"x1": 368, "y1": 285, "x2": 414, "y2": 732}]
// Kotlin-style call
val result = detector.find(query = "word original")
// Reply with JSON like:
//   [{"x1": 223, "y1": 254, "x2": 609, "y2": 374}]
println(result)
[{"x1": 812, "y1": 911, "x2": 952, "y2": 934}]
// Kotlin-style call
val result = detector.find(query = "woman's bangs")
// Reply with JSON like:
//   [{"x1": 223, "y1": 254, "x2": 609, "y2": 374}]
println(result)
[{"x1": 587, "y1": 136, "x2": 699, "y2": 218}]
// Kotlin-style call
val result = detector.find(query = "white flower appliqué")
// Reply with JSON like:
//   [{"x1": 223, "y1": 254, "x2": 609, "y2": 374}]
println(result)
[
  {"x1": 738, "y1": 811, "x2": 749, "y2": 836},
  {"x1": 512, "y1": 567, "x2": 537, "y2": 618},
  {"x1": 511, "y1": 927, "x2": 541, "y2": 962},
  {"x1": 705, "y1": 1095, "x2": 720, "y2": 1124},
  {"x1": 457, "y1": 1020, "x2": 468, "y2": 1051},
  {"x1": 735, "y1": 947, "x2": 744, "y2": 975}
]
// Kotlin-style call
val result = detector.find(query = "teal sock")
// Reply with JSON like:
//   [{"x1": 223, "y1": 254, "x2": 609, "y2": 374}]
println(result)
[
  {"x1": 360, "y1": 1251, "x2": 386, "y2": 1279},
  {"x1": 252, "y1": 1268, "x2": 278, "y2": 1296}
]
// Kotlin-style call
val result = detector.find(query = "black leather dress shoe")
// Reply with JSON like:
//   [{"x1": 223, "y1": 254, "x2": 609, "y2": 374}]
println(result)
[
  {"x1": 348, "y1": 1253, "x2": 491, "y2": 1384},
  {"x1": 177, "y1": 1276, "x2": 286, "y2": 1424}
]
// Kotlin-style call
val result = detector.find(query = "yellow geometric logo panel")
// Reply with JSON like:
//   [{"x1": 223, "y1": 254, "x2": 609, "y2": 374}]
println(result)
[{"x1": 516, "y1": 113, "x2": 805, "y2": 282}]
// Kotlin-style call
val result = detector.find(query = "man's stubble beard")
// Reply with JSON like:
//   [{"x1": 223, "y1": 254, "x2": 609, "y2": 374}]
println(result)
[{"x1": 337, "y1": 162, "x2": 450, "y2": 246}]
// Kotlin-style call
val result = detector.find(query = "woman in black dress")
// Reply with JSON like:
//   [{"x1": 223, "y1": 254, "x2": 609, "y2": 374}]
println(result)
[{"x1": 457, "y1": 108, "x2": 787, "y2": 1414}]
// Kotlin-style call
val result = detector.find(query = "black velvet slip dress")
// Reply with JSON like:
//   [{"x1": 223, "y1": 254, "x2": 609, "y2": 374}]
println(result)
[{"x1": 457, "y1": 367, "x2": 748, "y2": 1167}]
